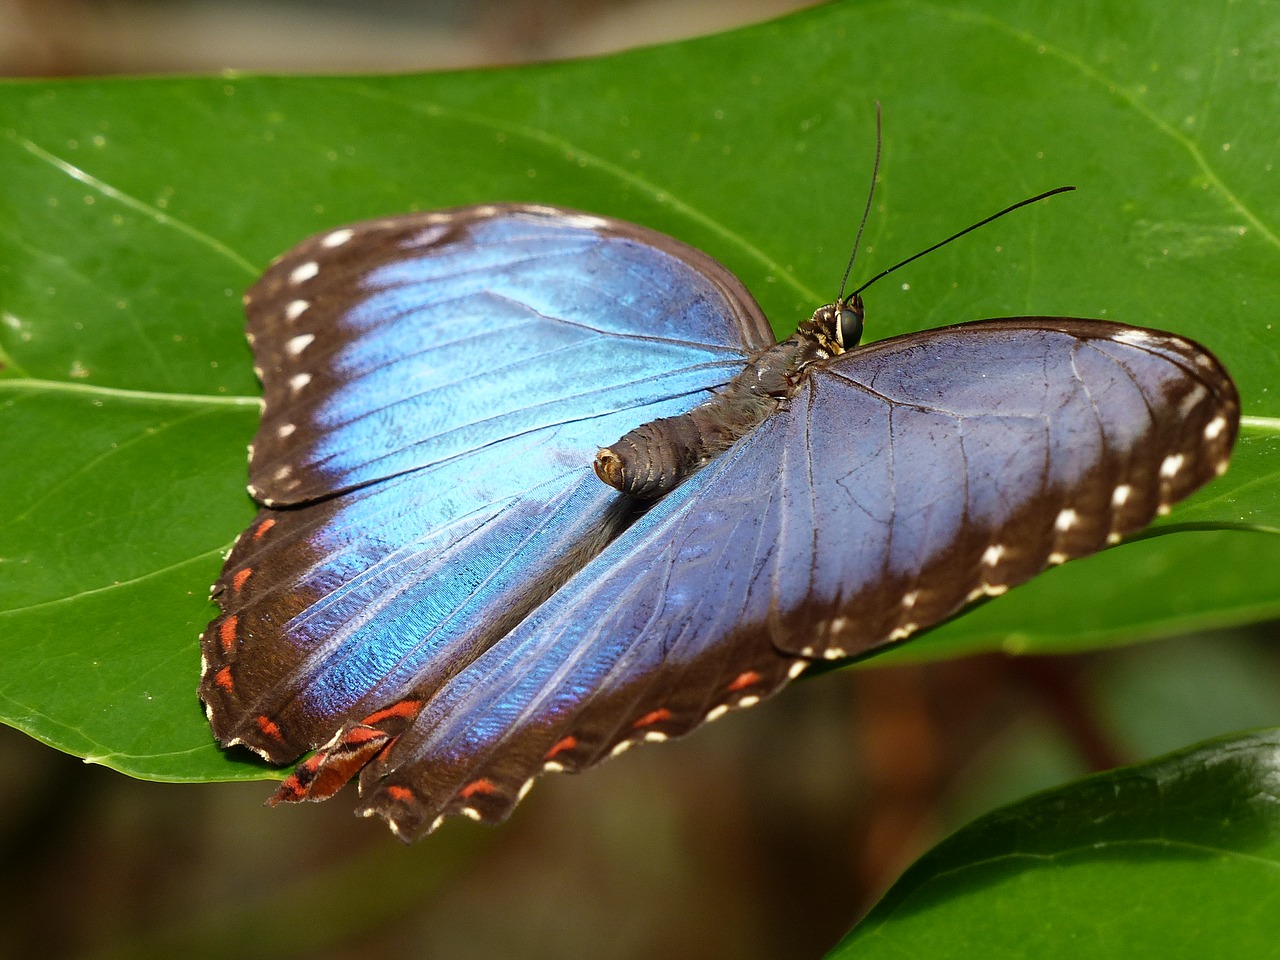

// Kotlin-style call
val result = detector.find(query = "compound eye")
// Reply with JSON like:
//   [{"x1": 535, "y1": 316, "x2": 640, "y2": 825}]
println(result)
[{"x1": 835, "y1": 305, "x2": 863, "y2": 349}]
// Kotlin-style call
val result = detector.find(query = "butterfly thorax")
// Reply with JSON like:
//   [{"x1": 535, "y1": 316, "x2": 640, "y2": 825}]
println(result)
[{"x1": 593, "y1": 297, "x2": 862, "y2": 499}]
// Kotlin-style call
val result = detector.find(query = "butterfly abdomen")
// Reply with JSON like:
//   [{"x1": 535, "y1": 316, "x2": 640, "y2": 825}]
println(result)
[
  {"x1": 594, "y1": 313, "x2": 843, "y2": 499},
  {"x1": 593, "y1": 402, "x2": 761, "y2": 498}
]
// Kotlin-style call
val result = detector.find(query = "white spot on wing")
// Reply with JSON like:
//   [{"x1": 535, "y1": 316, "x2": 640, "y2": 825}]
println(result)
[
  {"x1": 1047, "y1": 551, "x2": 1067, "y2": 565},
  {"x1": 788, "y1": 660, "x2": 808, "y2": 679},
  {"x1": 1160, "y1": 453, "x2": 1184, "y2": 478},
  {"x1": 1204, "y1": 416, "x2": 1227, "y2": 440},
  {"x1": 982, "y1": 544, "x2": 1004, "y2": 566},
  {"x1": 1178, "y1": 385, "x2": 1208, "y2": 416},
  {"x1": 461, "y1": 807, "x2": 482, "y2": 821},
  {"x1": 408, "y1": 224, "x2": 450, "y2": 247},
  {"x1": 1055, "y1": 508, "x2": 1078, "y2": 532},
  {"x1": 610, "y1": 740, "x2": 633, "y2": 757},
  {"x1": 705, "y1": 705, "x2": 729, "y2": 722},
  {"x1": 888, "y1": 623, "x2": 917, "y2": 641},
  {"x1": 289, "y1": 372, "x2": 311, "y2": 391},
  {"x1": 737, "y1": 695, "x2": 761, "y2": 708},
  {"x1": 285, "y1": 299, "x2": 309, "y2": 320},
  {"x1": 1112, "y1": 484, "x2": 1131, "y2": 507},
  {"x1": 543, "y1": 761, "x2": 565, "y2": 773},
  {"x1": 1112, "y1": 328, "x2": 1157, "y2": 345},
  {"x1": 321, "y1": 227, "x2": 355, "y2": 248},
  {"x1": 517, "y1": 779, "x2": 534, "y2": 801},
  {"x1": 643, "y1": 731, "x2": 667, "y2": 743},
  {"x1": 287, "y1": 333, "x2": 315, "y2": 356},
  {"x1": 902, "y1": 590, "x2": 919, "y2": 609},
  {"x1": 1107, "y1": 531, "x2": 1123, "y2": 544},
  {"x1": 289, "y1": 261, "x2": 319, "y2": 284},
  {"x1": 277, "y1": 423, "x2": 296, "y2": 438},
  {"x1": 561, "y1": 212, "x2": 609, "y2": 229}
]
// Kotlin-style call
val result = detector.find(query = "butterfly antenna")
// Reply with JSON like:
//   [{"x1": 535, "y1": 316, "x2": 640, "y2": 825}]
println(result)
[
  {"x1": 836, "y1": 102, "x2": 882, "y2": 303},
  {"x1": 851, "y1": 185, "x2": 1076, "y2": 297}
]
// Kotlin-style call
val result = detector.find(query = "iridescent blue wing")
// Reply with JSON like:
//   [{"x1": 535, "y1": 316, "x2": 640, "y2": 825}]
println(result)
[
  {"x1": 354, "y1": 318, "x2": 1237, "y2": 839},
  {"x1": 200, "y1": 205, "x2": 773, "y2": 765}
]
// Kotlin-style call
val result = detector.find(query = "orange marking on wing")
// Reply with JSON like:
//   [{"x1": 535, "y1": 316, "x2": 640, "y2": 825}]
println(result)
[
  {"x1": 341, "y1": 726, "x2": 389, "y2": 748},
  {"x1": 232, "y1": 567, "x2": 252, "y2": 591},
  {"x1": 363, "y1": 700, "x2": 422, "y2": 725},
  {"x1": 545, "y1": 736, "x2": 577, "y2": 760},
  {"x1": 269, "y1": 777, "x2": 307, "y2": 805},
  {"x1": 727, "y1": 670, "x2": 763, "y2": 693},
  {"x1": 385, "y1": 785, "x2": 414, "y2": 803},
  {"x1": 252, "y1": 518, "x2": 276, "y2": 540},
  {"x1": 632, "y1": 708, "x2": 673, "y2": 729},
  {"x1": 460, "y1": 778, "x2": 497, "y2": 799},
  {"x1": 218, "y1": 615, "x2": 238, "y2": 653},
  {"x1": 256, "y1": 715, "x2": 284, "y2": 741},
  {"x1": 214, "y1": 666, "x2": 233, "y2": 692}
]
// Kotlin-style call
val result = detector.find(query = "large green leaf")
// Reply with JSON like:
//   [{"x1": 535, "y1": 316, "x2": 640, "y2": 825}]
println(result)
[
  {"x1": 0, "y1": 0, "x2": 1276, "y2": 783},
  {"x1": 833, "y1": 727, "x2": 1280, "y2": 957}
]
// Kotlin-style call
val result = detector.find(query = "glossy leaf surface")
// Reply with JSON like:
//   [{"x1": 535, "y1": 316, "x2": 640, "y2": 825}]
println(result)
[{"x1": 833, "y1": 728, "x2": 1280, "y2": 958}]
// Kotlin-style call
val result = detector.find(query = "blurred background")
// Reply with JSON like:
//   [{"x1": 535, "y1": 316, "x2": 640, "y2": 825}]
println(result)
[
  {"x1": 1, "y1": 2, "x2": 1278, "y2": 959},
  {"x1": 0, "y1": 0, "x2": 813, "y2": 75}
]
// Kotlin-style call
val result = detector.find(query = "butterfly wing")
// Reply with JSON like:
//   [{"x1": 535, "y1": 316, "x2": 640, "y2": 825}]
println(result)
[
  {"x1": 352, "y1": 318, "x2": 1238, "y2": 839},
  {"x1": 200, "y1": 205, "x2": 774, "y2": 764}
]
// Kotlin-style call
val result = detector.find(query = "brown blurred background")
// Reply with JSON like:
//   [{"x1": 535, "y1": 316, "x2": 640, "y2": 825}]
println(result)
[
  {"x1": 1, "y1": 3, "x2": 1278, "y2": 959},
  {"x1": 0, "y1": 0, "x2": 812, "y2": 75}
]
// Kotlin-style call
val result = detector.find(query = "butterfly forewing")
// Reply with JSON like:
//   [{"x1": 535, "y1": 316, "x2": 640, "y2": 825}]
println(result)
[
  {"x1": 764, "y1": 319, "x2": 1237, "y2": 654},
  {"x1": 242, "y1": 205, "x2": 774, "y2": 504}
]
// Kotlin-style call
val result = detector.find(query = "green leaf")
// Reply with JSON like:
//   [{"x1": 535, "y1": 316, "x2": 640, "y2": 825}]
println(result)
[
  {"x1": 832, "y1": 728, "x2": 1280, "y2": 958},
  {"x1": 0, "y1": 0, "x2": 1276, "y2": 783}
]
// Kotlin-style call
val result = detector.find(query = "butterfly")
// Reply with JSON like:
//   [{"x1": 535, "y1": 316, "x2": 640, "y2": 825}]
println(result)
[{"x1": 200, "y1": 200, "x2": 1239, "y2": 840}]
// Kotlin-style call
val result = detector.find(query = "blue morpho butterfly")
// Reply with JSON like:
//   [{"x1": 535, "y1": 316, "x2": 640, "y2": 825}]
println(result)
[{"x1": 200, "y1": 176, "x2": 1239, "y2": 841}]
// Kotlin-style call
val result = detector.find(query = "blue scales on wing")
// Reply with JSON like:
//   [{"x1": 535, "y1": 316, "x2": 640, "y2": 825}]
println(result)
[
  {"x1": 350, "y1": 317, "x2": 1237, "y2": 838},
  {"x1": 199, "y1": 205, "x2": 774, "y2": 786}
]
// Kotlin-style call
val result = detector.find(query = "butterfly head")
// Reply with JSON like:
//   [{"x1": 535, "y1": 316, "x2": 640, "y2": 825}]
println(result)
[{"x1": 809, "y1": 294, "x2": 865, "y2": 353}]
